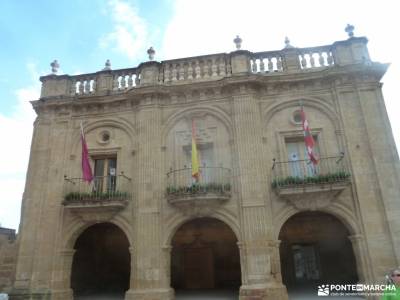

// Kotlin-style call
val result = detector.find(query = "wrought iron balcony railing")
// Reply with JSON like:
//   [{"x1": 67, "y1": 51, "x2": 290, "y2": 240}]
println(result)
[
  {"x1": 271, "y1": 155, "x2": 350, "y2": 190},
  {"x1": 166, "y1": 166, "x2": 231, "y2": 203},
  {"x1": 63, "y1": 174, "x2": 131, "y2": 205}
]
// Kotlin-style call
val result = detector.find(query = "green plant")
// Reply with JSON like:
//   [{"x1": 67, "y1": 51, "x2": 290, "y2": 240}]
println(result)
[
  {"x1": 166, "y1": 182, "x2": 231, "y2": 195},
  {"x1": 64, "y1": 190, "x2": 129, "y2": 203},
  {"x1": 272, "y1": 171, "x2": 351, "y2": 188}
]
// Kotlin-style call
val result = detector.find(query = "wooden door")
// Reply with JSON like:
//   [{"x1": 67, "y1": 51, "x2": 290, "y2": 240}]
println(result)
[{"x1": 184, "y1": 247, "x2": 214, "y2": 289}]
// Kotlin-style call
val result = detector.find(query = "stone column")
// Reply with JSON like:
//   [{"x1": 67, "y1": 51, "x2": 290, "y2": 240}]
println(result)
[
  {"x1": 125, "y1": 104, "x2": 173, "y2": 300},
  {"x1": 50, "y1": 249, "x2": 75, "y2": 300},
  {"x1": 349, "y1": 234, "x2": 372, "y2": 283},
  {"x1": 160, "y1": 246, "x2": 173, "y2": 290},
  {"x1": 231, "y1": 87, "x2": 288, "y2": 299},
  {"x1": 270, "y1": 240, "x2": 283, "y2": 283}
]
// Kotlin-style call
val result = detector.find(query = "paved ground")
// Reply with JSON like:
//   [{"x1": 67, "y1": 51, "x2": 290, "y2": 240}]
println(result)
[
  {"x1": 74, "y1": 289, "x2": 366, "y2": 299},
  {"x1": 175, "y1": 289, "x2": 238, "y2": 299}
]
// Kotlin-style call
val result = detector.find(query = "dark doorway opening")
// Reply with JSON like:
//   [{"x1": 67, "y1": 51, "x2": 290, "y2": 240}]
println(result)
[
  {"x1": 171, "y1": 218, "x2": 241, "y2": 294},
  {"x1": 71, "y1": 223, "x2": 130, "y2": 298},
  {"x1": 279, "y1": 211, "x2": 358, "y2": 291}
]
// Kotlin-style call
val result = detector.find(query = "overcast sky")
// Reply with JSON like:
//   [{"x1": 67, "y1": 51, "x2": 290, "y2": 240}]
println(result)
[{"x1": 0, "y1": 0, "x2": 399, "y2": 230}]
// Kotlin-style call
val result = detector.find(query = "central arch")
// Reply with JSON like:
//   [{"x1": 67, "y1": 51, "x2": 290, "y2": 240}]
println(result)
[
  {"x1": 171, "y1": 217, "x2": 241, "y2": 298},
  {"x1": 71, "y1": 223, "x2": 130, "y2": 299}
]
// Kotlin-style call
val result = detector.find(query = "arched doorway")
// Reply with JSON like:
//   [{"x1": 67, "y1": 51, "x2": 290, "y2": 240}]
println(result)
[
  {"x1": 279, "y1": 212, "x2": 358, "y2": 293},
  {"x1": 71, "y1": 223, "x2": 130, "y2": 299},
  {"x1": 171, "y1": 218, "x2": 241, "y2": 298}
]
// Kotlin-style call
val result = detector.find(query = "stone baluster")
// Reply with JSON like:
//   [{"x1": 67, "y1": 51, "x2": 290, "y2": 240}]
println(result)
[
  {"x1": 85, "y1": 80, "x2": 90, "y2": 94},
  {"x1": 252, "y1": 58, "x2": 258, "y2": 73},
  {"x1": 171, "y1": 64, "x2": 178, "y2": 82},
  {"x1": 187, "y1": 61, "x2": 193, "y2": 80},
  {"x1": 78, "y1": 80, "x2": 84, "y2": 94},
  {"x1": 277, "y1": 57, "x2": 283, "y2": 71},
  {"x1": 203, "y1": 60, "x2": 210, "y2": 78},
  {"x1": 80, "y1": 80, "x2": 85, "y2": 94},
  {"x1": 327, "y1": 52, "x2": 333, "y2": 65},
  {"x1": 300, "y1": 53, "x2": 307, "y2": 68},
  {"x1": 127, "y1": 74, "x2": 133, "y2": 87},
  {"x1": 91, "y1": 79, "x2": 96, "y2": 93},
  {"x1": 85, "y1": 79, "x2": 89, "y2": 93},
  {"x1": 268, "y1": 57, "x2": 273, "y2": 72},
  {"x1": 195, "y1": 60, "x2": 201, "y2": 79},
  {"x1": 178, "y1": 63, "x2": 185, "y2": 80},
  {"x1": 259, "y1": 58, "x2": 265, "y2": 72},
  {"x1": 309, "y1": 52, "x2": 315, "y2": 67},
  {"x1": 319, "y1": 51, "x2": 325, "y2": 66},
  {"x1": 121, "y1": 74, "x2": 127, "y2": 89},
  {"x1": 218, "y1": 58, "x2": 226, "y2": 76},
  {"x1": 87, "y1": 79, "x2": 92, "y2": 93},
  {"x1": 211, "y1": 58, "x2": 218, "y2": 77}
]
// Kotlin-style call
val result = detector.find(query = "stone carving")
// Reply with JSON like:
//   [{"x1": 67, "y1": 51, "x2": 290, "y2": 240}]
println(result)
[
  {"x1": 50, "y1": 59, "x2": 59, "y2": 75},
  {"x1": 233, "y1": 35, "x2": 242, "y2": 50}
]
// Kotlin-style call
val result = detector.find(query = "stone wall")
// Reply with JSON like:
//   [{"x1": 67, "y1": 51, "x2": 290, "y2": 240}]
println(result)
[{"x1": 0, "y1": 228, "x2": 17, "y2": 293}]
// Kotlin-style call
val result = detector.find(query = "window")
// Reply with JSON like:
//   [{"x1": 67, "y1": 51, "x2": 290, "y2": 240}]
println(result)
[
  {"x1": 93, "y1": 156, "x2": 117, "y2": 192},
  {"x1": 285, "y1": 137, "x2": 319, "y2": 177}
]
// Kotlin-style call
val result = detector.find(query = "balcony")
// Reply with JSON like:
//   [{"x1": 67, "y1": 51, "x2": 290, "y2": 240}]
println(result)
[
  {"x1": 63, "y1": 174, "x2": 131, "y2": 221},
  {"x1": 271, "y1": 155, "x2": 350, "y2": 209},
  {"x1": 166, "y1": 167, "x2": 231, "y2": 208}
]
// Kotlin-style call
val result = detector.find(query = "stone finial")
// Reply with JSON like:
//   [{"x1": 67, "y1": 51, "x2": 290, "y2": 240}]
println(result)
[
  {"x1": 345, "y1": 24, "x2": 355, "y2": 38},
  {"x1": 233, "y1": 35, "x2": 242, "y2": 50},
  {"x1": 50, "y1": 60, "x2": 59, "y2": 75},
  {"x1": 147, "y1": 47, "x2": 155, "y2": 61},
  {"x1": 103, "y1": 59, "x2": 111, "y2": 70},
  {"x1": 284, "y1": 36, "x2": 294, "y2": 48}
]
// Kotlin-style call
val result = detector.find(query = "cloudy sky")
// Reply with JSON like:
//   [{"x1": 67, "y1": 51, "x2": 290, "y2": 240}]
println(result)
[{"x1": 0, "y1": 0, "x2": 399, "y2": 230}]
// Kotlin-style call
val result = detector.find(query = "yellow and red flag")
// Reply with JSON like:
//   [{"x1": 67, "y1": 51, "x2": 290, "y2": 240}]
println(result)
[{"x1": 191, "y1": 120, "x2": 200, "y2": 181}]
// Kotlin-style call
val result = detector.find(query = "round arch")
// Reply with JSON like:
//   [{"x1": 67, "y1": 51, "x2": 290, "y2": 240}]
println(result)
[
  {"x1": 273, "y1": 203, "x2": 360, "y2": 240},
  {"x1": 70, "y1": 222, "x2": 131, "y2": 297},
  {"x1": 263, "y1": 97, "x2": 341, "y2": 132},
  {"x1": 170, "y1": 217, "x2": 241, "y2": 295},
  {"x1": 278, "y1": 210, "x2": 359, "y2": 289},
  {"x1": 63, "y1": 215, "x2": 133, "y2": 250},
  {"x1": 164, "y1": 211, "x2": 241, "y2": 247},
  {"x1": 70, "y1": 117, "x2": 137, "y2": 155}
]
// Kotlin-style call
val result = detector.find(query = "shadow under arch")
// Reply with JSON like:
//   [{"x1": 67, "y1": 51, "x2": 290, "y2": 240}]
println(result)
[
  {"x1": 70, "y1": 222, "x2": 131, "y2": 298},
  {"x1": 278, "y1": 210, "x2": 359, "y2": 290},
  {"x1": 164, "y1": 211, "x2": 241, "y2": 247},
  {"x1": 170, "y1": 217, "x2": 241, "y2": 294},
  {"x1": 263, "y1": 97, "x2": 341, "y2": 132},
  {"x1": 63, "y1": 215, "x2": 133, "y2": 251},
  {"x1": 161, "y1": 106, "x2": 234, "y2": 147},
  {"x1": 273, "y1": 203, "x2": 360, "y2": 241}
]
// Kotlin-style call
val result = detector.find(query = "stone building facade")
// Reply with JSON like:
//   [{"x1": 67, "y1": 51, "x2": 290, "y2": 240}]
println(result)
[{"x1": 7, "y1": 30, "x2": 400, "y2": 300}]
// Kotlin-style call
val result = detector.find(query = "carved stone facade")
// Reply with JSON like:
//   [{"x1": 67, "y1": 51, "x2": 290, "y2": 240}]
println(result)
[{"x1": 4, "y1": 34, "x2": 400, "y2": 300}]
